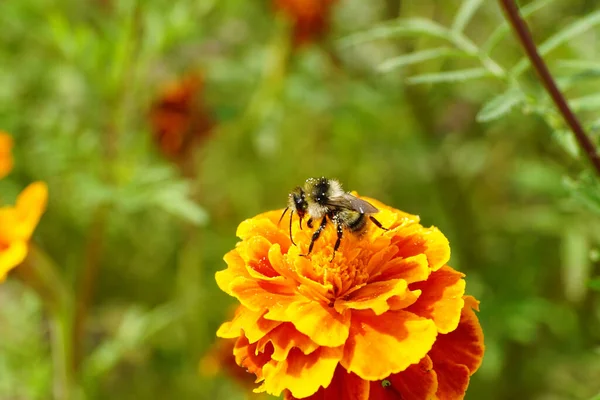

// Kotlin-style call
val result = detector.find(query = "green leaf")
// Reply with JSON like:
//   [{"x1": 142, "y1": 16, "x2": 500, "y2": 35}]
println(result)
[
  {"x1": 476, "y1": 87, "x2": 525, "y2": 122},
  {"x1": 569, "y1": 93, "x2": 600, "y2": 112},
  {"x1": 339, "y1": 18, "x2": 451, "y2": 48},
  {"x1": 406, "y1": 67, "x2": 490, "y2": 85},
  {"x1": 552, "y1": 130, "x2": 580, "y2": 159},
  {"x1": 511, "y1": 10, "x2": 600, "y2": 77},
  {"x1": 377, "y1": 47, "x2": 466, "y2": 73},
  {"x1": 564, "y1": 173, "x2": 600, "y2": 215},
  {"x1": 589, "y1": 278, "x2": 600, "y2": 292},
  {"x1": 152, "y1": 183, "x2": 209, "y2": 226},
  {"x1": 557, "y1": 59, "x2": 600, "y2": 72},
  {"x1": 452, "y1": 0, "x2": 485, "y2": 33},
  {"x1": 482, "y1": 0, "x2": 557, "y2": 55},
  {"x1": 561, "y1": 224, "x2": 590, "y2": 303}
]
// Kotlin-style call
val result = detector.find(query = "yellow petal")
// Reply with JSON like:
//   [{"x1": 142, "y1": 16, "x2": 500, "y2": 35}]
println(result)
[
  {"x1": 341, "y1": 310, "x2": 437, "y2": 380},
  {"x1": 405, "y1": 266, "x2": 465, "y2": 334},
  {"x1": 260, "y1": 346, "x2": 343, "y2": 398},
  {"x1": 334, "y1": 279, "x2": 408, "y2": 315},
  {"x1": 0, "y1": 241, "x2": 27, "y2": 281}
]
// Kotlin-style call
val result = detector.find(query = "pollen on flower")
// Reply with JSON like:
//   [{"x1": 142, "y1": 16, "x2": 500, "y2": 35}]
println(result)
[{"x1": 215, "y1": 194, "x2": 484, "y2": 400}]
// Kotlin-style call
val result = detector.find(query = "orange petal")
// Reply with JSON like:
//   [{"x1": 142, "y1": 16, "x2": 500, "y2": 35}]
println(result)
[
  {"x1": 233, "y1": 335, "x2": 273, "y2": 379},
  {"x1": 0, "y1": 131, "x2": 13, "y2": 179},
  {"x1": 334, "y1": 279, "x2": 408, "y2": 315},
  {"x1": 265, "y1": 297, "x2": 351, "y2": 347},
  {"x1": 217, "y1": 306, "x2": 281, "y2": 342},
  {"x1": 364, "y1": 245, "x2": 399, "y2": 277},
  {"x1": 341, "y1": 310, "x2": 437, "y2": 380},
  {"x1": 284, "y1": 365, "x2": 369, "y2": 400},
  {"x1": 432, "y1": 361, "x2": 470, "y2": 400},
  {"x1": 0, "y1": 182, "x2": 48, "y2": 242},
  {"x1": 256, "y1": 322, "x2": 319, "y2": 361},
  {"x1": 369, "y1": 356, "x2": 438, "y2": 400},
  {"x1": 391, "y1": 225, "x2": 450, "y2": 272},
  {"x1": 405, "y1": 265, "x2": 465, "y2": 333},
  {"x1": 429, "y1": 295, "x2": 485, "y2": 374},
  {"x1": 0, "y1": 241, "x2": 27, "y2": 281},
  {"x1": 237, "y1": 236, "x2": 281, "y2": 279},
  {"x1": 372, "y1": 254, "x2": 430, "y2": 284},
  {"x1": 387, "y1": 289, "x2": 421, "y2": 311},
  {"x1": 260, "y1": 346, "x2": 343, "y2": 398},
  {"x1": 225, "y1": 276, "x2": 296, "y2": 312},
  {"x1": 15, "y1": 182, "x2": 48, "y2": 239},
  {"x1": 236, "y1": 213, "x2": 292, "y2": 253},
  {"x1": 215, "y1": 250, "x2": 251, "y2": 293}
]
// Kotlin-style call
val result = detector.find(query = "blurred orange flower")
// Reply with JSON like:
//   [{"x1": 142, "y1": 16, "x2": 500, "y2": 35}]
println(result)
[
  {"x1": 273, "y1": 0, "x2": 337, "y2": 47},
  {"x1": 149, "y1": 73, "x2": 214, "y2": 161},
  {"x1": 215, "y1": 196, "x2": 484, "y2": 399},
  {"x1": 0, "y1": 182, "x2": 48, "y2": 281},
  {"x1": 0, "y1": 131, "x2": 14, "y2": 179}
]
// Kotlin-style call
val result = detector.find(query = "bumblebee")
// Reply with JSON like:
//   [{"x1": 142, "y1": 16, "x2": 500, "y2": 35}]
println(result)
[{"x1": 278, "y1": 177, "x2": 387, "y2": 260}]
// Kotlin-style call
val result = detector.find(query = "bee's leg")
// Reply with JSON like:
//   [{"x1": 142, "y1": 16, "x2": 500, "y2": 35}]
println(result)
[
  {"x1": 307, "y1": 218, "x2": 313, "y2": 229},
  {"x1": 369, "y1": 216, "x2": 389, "y2": 231},
  {"x1": 278, "y1": 207, "x2": 289, "y2": 226},
  {"x1": 289, "y1": 210, "x2": 297, "y2": 246},
  {"x1": 303, "y1": 216, "x2": 328, "y2": 256},
  {"x1": 331, "y1": 221, "x2": 344, "y2": 262}
]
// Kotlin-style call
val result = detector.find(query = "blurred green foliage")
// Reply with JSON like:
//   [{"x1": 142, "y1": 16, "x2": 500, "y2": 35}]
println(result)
[{"x1": 1, "y1": 0, "x2": 600, "y2": 399}]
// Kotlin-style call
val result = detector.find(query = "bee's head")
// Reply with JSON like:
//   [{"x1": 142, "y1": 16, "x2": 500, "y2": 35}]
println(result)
[{"x1": 289, "y1": 186, "x2": 308, "y2": 220}]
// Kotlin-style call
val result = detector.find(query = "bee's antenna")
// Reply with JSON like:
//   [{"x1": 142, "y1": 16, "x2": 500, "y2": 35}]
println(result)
[
  {"x1": 278, "y1": 207, "x2": 289, "y2": 226},
  {"x1": 289, "y1": 210, "x2": 297, "y2": 246}
]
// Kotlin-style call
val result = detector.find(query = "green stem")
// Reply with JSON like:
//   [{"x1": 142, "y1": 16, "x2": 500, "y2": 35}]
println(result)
[
  {"x1": 50, "y1": 306, "x2": 75, "y2": 400},
  {"x1": 16, "y1": 245, "x2": 75, "y2": 400}
]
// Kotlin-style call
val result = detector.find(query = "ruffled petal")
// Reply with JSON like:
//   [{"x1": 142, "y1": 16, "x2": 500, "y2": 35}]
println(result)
[
  {"x1": 256, "y1": 322, "x2": 320, "y2": 361},
  {"x1": 233, "y1": 335, "x2": 273, "y2": 379},
  {"x1": 236, "y1": 213, "x2": 293, "y2": 253},
  {"x1": 429, "y1": 295, "x2": 484, "y2": 373},
  {"x1": 216, "y1": 306, "x2": 281, "y2": 342},
  {"x1": 341, "y1": 310, "x2": 437, "y2": 380},
  {"x1": 334, "y1": 279, "x2": 408, "y2": 315},
  {"x1": 260, "y1": 346, "x2": 344, "y2": 398},
  {"x1": 223, "y1": 276, "x2": 296, "y2": 312},
  {"x1": 369, "y1": 356, "x2": 438, "y2": 400},
  {"x1": 265, "y1": 297, "x2": 351, "y2": 347},
  {"x1": 429, "y1": 296, "x2": 484, "y2": 400},
  {"x1": 284, "y1": 365, "x2": 369, "y2": 400},
  {"x1": 372, "y1": 254, "x2": 430, "y2": 284},
  {"x1": 391, "y1": 225, "x2": 450, "y2": 272},
  {"x1": 405, "y1": 266, "x2": 465, "y2": 333}
]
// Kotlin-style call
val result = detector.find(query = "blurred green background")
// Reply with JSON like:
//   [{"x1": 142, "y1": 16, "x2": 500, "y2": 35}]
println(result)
[{"x1": 1, "y1": 0, "x2": 600, "y2": 399}]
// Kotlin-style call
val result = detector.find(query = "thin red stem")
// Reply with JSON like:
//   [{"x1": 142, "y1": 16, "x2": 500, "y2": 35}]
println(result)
[{"x1": 499, "y1": 0, "x2": 600, "y2": 176}]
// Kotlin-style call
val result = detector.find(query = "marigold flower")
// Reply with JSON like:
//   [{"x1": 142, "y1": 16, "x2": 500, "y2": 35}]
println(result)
[
  {"x1": 0, "y1": 182, "x2": 48, "y2": 281},
  {"x1": 149, "y1": 73, "x2": 214, "y2": 160},
  {"x1": 0, "y1": 131, "x2": 14, "y2": 179},
  {"x1": 273, "y1": 0, "x2": 337, "y2": 47},
  {"x1": 215, "y1": 195, "x2": 484, "y2": 399}
]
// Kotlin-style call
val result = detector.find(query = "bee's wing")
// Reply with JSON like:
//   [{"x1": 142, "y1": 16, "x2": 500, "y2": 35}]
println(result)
[{"x1": 327, "y1": 193, "x2": 380, "y2": 214}]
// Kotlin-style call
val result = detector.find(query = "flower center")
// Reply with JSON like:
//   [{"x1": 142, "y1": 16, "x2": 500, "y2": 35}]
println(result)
[{"x1": 305, "y1": 245, "x2": 371, "y2": 299}]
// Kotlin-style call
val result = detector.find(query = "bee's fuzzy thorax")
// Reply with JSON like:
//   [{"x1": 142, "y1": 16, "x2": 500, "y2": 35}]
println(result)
[{"x1": 327, "y1": 179, "x2": 345, "y2": 198}]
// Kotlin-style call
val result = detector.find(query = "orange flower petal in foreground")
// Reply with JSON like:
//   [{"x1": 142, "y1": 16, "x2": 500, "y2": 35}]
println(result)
[
  {"x1": 0, "y1": 131, "x2": 14, "y2": 179},
  {"x1": 215, "y1": 195, "x2": 484, "y2": 399},
  {"x1": 0, "y1": 182, "x2": 48, "y2": 281}
]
